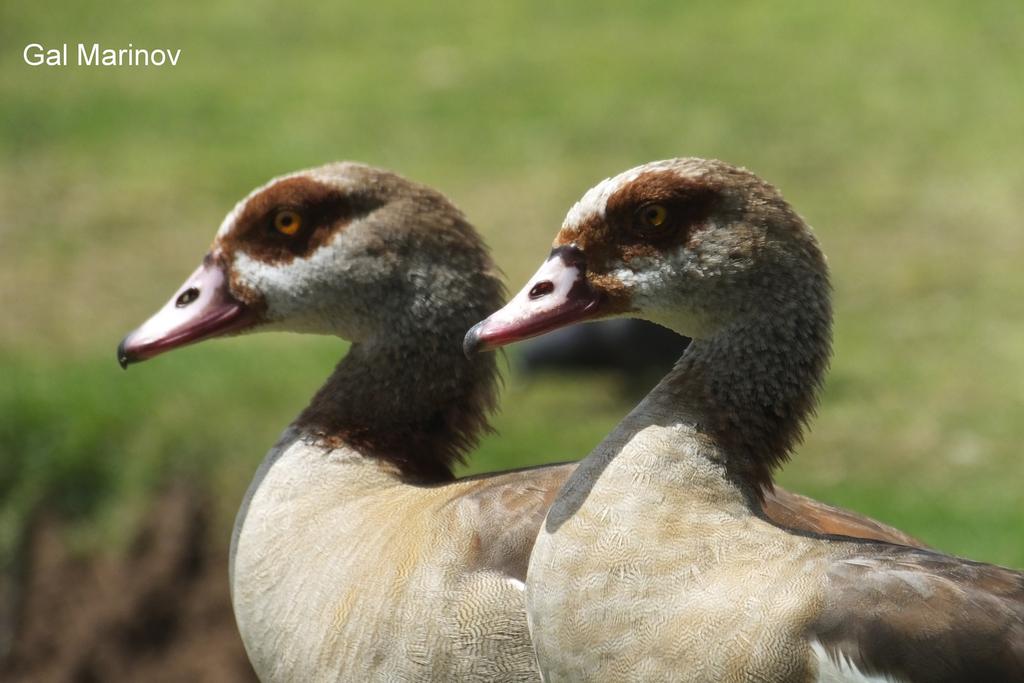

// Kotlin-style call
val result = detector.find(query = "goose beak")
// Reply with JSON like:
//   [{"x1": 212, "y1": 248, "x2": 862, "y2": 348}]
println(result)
[
  {"x1": 465, "y1": 245, "x2": 603, "y2": 355},
  {"x1": 117, "y1": 254, "x2": 259, "y2": 368}
]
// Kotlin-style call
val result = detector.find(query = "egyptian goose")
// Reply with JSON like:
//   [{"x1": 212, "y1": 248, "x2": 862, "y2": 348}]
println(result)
[
  {"x1": 118, "y1": 163, "x2": 563, "y2": 680},
  {"x1": 466, "y1": 158, "x2": 1023, "y2": 682},
  {"x1": 119, "y1": 162, "x2": 921, "y2": 680}
]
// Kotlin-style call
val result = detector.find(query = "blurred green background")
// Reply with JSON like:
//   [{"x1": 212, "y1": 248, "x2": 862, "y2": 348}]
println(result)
[{"x1": 2, "y1": 0, "x2": 1022, "y2": 574}]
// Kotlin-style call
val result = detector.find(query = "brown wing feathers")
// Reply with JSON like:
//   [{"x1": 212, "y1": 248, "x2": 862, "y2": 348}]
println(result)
[{"x1": 812, "y1": 546, "x2": 1024, "y2": 682}]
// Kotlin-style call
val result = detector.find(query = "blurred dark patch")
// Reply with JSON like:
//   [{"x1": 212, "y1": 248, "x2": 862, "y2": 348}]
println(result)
[
  {"x1": 1, "y1": 483, "x2": 255, "y2": 683},
  {"x1": 516, "y1": 319, "x2": 691, "y2": 398}
]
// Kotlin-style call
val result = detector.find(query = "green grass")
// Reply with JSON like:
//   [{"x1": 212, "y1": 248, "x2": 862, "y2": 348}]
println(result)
[{"x1": 1, "y1": 1, "x2": 1022, "y2": 566}]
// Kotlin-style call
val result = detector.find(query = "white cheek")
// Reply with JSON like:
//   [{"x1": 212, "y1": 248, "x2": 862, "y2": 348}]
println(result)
[
  {"x1": 233, "y1": 241, "x2": 350, "y2": 325},
  {"x1": 233, "y1": 253, "x2": 309, "y2": 322},
  {"x1": 610, "y1": 247, "x2": 690, "y2": 296},
  {"x1": 610, "y1": 249, "x2": 717, "y2": 338},
  {"x1": 230, "y1": 224, "x2": 386, "y2": 340}
]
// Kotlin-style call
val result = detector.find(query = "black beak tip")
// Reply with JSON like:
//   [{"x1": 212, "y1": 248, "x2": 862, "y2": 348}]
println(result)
[
  {"x1": 117, "y1": 338, "x2": 131, "y2": 370},
  {"x1": 463, "y1": 323, "x2": 484, "y2": 358}
]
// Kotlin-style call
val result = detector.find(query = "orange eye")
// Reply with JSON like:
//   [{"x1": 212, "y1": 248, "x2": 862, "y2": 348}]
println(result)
[
  {"x1": 274, "y1": 210, "x2": 302, "y2": 235},
  {"x1": 640, "y1": 204, "x2": 668, "y2": 228}
]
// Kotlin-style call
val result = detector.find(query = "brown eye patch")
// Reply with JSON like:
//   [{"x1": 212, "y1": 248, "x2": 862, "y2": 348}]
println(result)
[
  {"x1": 560, "y1": 170, "x2": 721, "y2": 268},
  {"x1": 608, "y1": 170, "x2": 719, "y2": 245},
  {"x1": 220, "y1": 176, "x2": 381, "y2": 265}
]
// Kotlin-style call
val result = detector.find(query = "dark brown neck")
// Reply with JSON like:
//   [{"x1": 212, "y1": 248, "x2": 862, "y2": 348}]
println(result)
[
  {"x1": 294, "y1": 331, "x2": 500, "y2": 483},
  {"x1": 671, "y1": 280, "x2": 832, "y2": 499}
]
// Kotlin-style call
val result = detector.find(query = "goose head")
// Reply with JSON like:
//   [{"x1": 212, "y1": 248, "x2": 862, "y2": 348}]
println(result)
[
  {"x1": 465, "y1": 158, "x2": 830, "y2": 353},
  {"x1": 120, "y1": 162, "x2": 502, "y2": 367}
]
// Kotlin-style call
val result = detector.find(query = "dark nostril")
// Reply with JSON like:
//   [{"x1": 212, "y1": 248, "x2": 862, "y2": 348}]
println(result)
[
  {"x1": 176, "y1": 287, "x2": 200, "y2": 308},
  {"x1": 529, "y1": 281, "x2": 554, "y2": 299}
]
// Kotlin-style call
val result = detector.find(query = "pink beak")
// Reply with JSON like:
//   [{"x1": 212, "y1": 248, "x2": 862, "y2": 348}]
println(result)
[
  {"x1": 464, "y1": 245, "x2": 603, "y2": 355},
  {"x1": 118, "y1": 254, "x2": 259, "y2": 368}
]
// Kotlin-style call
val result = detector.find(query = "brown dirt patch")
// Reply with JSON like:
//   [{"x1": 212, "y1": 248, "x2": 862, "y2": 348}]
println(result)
[{"x1": 2, "y1": 483, "x2": 256, "y2": 683}]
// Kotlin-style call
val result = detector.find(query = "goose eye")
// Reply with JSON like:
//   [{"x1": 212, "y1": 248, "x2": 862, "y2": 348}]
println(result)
[
  {"x1": 639, "y1": 204, "x2": 668, "y2": 228},
  {"x1": 273, "y1": 210, "x2": 302, "y2": 236}
]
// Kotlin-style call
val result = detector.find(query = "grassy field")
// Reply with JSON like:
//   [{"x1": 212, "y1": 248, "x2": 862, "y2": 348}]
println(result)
[{"x1": 2, "y1": 1, "x2": 1022, "y2": 568}]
